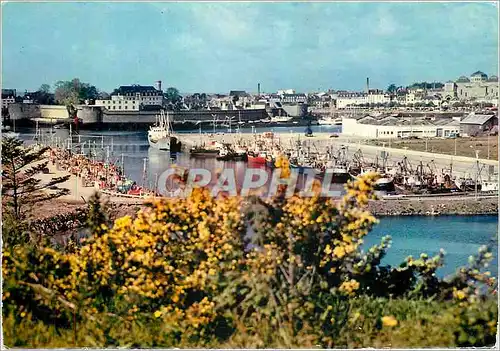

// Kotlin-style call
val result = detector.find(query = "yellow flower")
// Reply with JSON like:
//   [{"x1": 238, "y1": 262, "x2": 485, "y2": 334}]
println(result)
[
  {"x1": 381, "y1": 315, "x2": 398, "y2": 327},
  {"x1": 453, "y1": 289, "x2": 467, "y2": 300},
  {"x1": 154, "y1": 310, "x2": 162, "y2": 318},
  {"x1": 333, "y1": 246, "x2": 346, "y2": 258},
  {"x1": 20, "y1": 312, "x2": 26, "y2": 318}
]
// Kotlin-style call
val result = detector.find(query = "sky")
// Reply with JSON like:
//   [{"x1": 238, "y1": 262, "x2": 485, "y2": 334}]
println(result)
[{"x1": 1, "y1": 1, "x2": 499, "y2": 94}]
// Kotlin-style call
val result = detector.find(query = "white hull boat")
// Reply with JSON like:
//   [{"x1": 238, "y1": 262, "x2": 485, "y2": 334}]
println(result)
[
  {"x1": 318, "y1": 117, "x2": 342, "y2": 125},
  {"x1": 148, "y1": 110, "x2": 175, "y2": 151}
]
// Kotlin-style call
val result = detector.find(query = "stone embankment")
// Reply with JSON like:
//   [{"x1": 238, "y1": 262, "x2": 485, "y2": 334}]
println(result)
[
  {"x1": 368, "y1": 197, "x2": 498, "y2": 216},
  {"x1": 41, "y1": 194, "x2": 498, "y2": 222}
]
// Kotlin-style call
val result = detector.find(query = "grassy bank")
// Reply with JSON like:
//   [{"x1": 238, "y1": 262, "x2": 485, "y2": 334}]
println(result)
[{"x1": 367, "y1": 136, "x2": 498, "y2": 160}]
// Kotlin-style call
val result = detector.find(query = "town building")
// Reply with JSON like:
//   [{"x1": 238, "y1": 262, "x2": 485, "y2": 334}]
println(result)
[
  {"x1": 443, "y1": 71, "x2": 499, "y2": 105},
  {"x1": 2, "y1": 89, "x2": 16, "y2": 109},
  {"x1": 342, "y1": 114, "x2": 461, "y2": 139},
  {"x1": 281, "y1": 93, "x2": 307, "y2": 104},
  {"x1": 334, "y1": 90, "x2": 392, "y2": 109},
  {"x1": 459, "y1": 112, "x2": 498, "y2": 137},
  {"x1": 94, "y1": 82, "x2": 164, "y2": 111}
]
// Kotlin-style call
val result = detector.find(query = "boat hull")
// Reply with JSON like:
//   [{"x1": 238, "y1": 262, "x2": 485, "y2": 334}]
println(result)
[
  {"x1": 248, "y1": 155, "x2": 267, "y2": 164},
  {"x1": 216, "y1": 153, "x2": 247, "y2": 162},
  {"x1": 190, "y1": 149, "x2": 220, "y2": 158},
  {"x1": 148, "y1": 137, "x2": 171, "y2": 151}
]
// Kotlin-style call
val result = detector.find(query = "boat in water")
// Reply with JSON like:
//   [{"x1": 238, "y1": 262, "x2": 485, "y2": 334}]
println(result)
[
  {"x1": 190, "y1": 140, "x2": 223, "y2": 158},
  {"x1": 148, "y1": 110, "x2": 180, "y2": 151},
  {"x1": 270, "y1": 115, "x2": 293, "y2": 123},
  {"x1": 318, "y1": 116, "x2": 342, "y2": 125},
  {"x1": 247, "y1": 151, "x2": 267, "y2": 165},
  {"x1": 216, "y1": 144, "x2": 248, "y2": 161}
]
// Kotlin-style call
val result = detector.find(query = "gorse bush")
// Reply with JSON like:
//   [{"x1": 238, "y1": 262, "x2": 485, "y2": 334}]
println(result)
[{"x1": 2, "y1": 174, "x2": 498, "y2": 347}]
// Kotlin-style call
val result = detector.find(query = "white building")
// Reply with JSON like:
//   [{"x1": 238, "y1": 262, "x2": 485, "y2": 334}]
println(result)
[
  {"x1": 2, "y1": 90, "x2": 16, "y2": 109},
  {"x1": 335, "y1": 90, "x2": 391, "y2": 109},
  {"x1": 95, "y1": 83, "x2": 164, "y2": 111},
  {"x1": 342, "y1": 115, "x2": 460, "y2": 139}
]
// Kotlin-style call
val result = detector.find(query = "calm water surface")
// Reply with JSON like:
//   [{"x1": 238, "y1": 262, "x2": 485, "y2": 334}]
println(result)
[{"x1": 16, "y1": 127, "x2": 498, "y2": 277}]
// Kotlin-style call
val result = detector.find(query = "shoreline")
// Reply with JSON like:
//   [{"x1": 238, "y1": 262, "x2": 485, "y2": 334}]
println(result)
[{"x1": 44, "y1": 195, "x2": 498, "y2": 221}]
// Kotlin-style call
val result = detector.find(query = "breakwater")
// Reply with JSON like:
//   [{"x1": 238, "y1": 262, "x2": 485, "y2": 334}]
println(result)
[{"x1": 368, "y1": 196, "x2": 498, "y2": 216}]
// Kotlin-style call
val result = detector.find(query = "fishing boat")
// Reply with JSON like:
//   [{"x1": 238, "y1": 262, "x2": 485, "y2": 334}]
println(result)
[
  {"x1": 148, "y1": 110, "x2": 178, "y2": 151},
  {"x1": 454, "y1": 178, "x2": 482, "y2": 192},
  {"x1": 247, "y1": 151, "x2": 267, "y2": 165},
  {"x1": 190, "y1": 141, "x2": 223, "y2": 158},
  {"x1": 326, "y1": 164, "x2": 351, "y2": 183},
  {"x1": 373, "y1": 177, "x2": 395, "y2": 192},
  {"x1": 216, "y1": 144, "x2": 247, "y2": 161}
]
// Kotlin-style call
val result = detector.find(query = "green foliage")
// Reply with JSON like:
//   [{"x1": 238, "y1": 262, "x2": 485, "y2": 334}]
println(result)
[
  {"x1": 2, "y1": 177, "x2": 497, "y2": 348},
  {"x1": 407, "y1": 82, "x2": 444, "y2": 90},
  {"x1": 85, "y1": 192, "x2": 110, "y2": 237},
  {"x1": 54, "y1": 78, "x2": 99, "y2": 107},
  {"x1": 387, "y1": 84, "x2": 397, "y2": 93},
  {"x1": 164, "y1": 87, "x2": 183, "y2": 110},
  {"x1": 1, "y1": 138, "x2": 70, "y2": 245}
]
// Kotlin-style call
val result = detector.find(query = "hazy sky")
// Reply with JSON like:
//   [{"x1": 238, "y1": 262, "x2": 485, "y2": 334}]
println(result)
[{"x1": 2, "y1": 1, "x2": 498, "y2": 93}]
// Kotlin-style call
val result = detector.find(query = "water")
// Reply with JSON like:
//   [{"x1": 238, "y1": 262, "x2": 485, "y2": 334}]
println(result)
[
  {"x1": 364, "y1": 215, "x2": 498, "y2": 277},
  {"x1": 13, "y1": 127, "x2": 498, "y2": 277},
  {"x1": 16, "y1": 125, "x2": 342, "y2": 191}
]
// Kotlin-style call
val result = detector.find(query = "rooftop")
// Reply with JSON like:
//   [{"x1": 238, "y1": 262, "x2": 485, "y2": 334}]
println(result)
[
  {"x1": 471, "y1": 71, "x2": 488, "y2": 77},
  {"x1": 112, "y1": 85, "x2": 161, "y2": 95},
  {"x1": 460, "y1": 113, "x2": 497, "y2": 125}
]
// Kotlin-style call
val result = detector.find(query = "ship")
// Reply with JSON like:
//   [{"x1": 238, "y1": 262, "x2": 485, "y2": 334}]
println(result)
[
  {"x1": 318, "y1": 116, "x2": 342, "y2": 125},
  {"x1": 216, "y1": 144, "x2": 248, "y2": 161},
  {"x1": 247, "y1": 150, "x2": 267, "y2": 165},
  {"x1": 148, "y1": 110, "x2": 180, "y2": 151},
  {"x1": 190, "y1": 140, "x2": 224, "y2": 157},
  {"x1": 269, "y1": 115, "x2": 293, "y2": 123}
]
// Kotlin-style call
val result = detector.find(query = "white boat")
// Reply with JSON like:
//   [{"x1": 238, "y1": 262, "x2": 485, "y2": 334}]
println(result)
[
  {"x1": 270, "y1": 116, "x2": 293, "y2": 123},
  {"x1": 148, "y1": 110, "x2": 175, "y2": 151},
  {"x1": 2, "y1": 131, "x2": 20, "y2": 139},
  {"x1": 481, "y1": 180, "x2": 498, "y2": 192},
  {"x1": 318, "y1": 116, "x2": 342, "y2": 125}
]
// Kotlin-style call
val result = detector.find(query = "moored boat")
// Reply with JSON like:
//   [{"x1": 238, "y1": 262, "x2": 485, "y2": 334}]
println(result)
[
  {"x1": 148, "y1": 110, "x2": 177, "y2": 151},
  {"x1": 247, "y1": 151, "x2": 267, "y2": 164}
]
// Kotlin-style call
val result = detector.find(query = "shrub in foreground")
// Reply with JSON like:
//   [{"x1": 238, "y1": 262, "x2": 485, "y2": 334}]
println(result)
[{"x1": 2, "y1": 174, "x2": 497, "y2": 347}]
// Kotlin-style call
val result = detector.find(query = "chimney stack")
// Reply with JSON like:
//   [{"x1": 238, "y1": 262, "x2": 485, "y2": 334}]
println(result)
[
  {"x1": 258, "y1": 83, "x2": 261, "y2": 96},
  {"x1": 366, "y1": 77, "x2": 370, "y2": 93},
  {"x1": 156, "y1": 80, "x2": 162, "y2": 91}
]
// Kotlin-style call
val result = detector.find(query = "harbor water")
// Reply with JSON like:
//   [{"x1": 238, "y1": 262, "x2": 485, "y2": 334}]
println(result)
[
  {"x1": 14, "y1": 126, "x2": 498, "y2": 278},
  {"x1": 364, "y1": 215, "x2": 498, "y2": 277}
]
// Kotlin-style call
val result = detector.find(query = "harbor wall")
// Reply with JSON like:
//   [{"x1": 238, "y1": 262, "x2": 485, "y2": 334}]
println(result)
[
  {"x1": 282, "y1": 104, "x2": 308, "y2": 117},
  {"x1": 6, "y1": 103, "x2": 269, "y2": 127},
  {"x1": 40, "y1": 105, "x2": 69, "y2": 119},
  {"x1": 8, "y1": 103, "x2": 41, "y2": 120},
  {"x1": 99, "y1": 108, "x2": 268, "y2": 125},
  {"x1": 77, "y1": 106, "x2": 101, "y2": 125}
]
